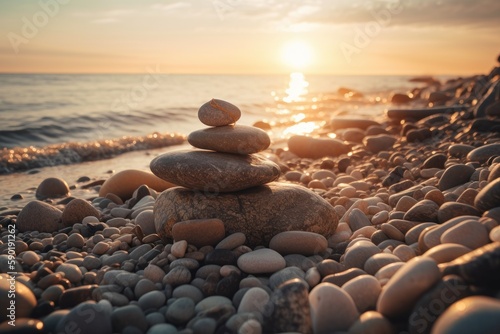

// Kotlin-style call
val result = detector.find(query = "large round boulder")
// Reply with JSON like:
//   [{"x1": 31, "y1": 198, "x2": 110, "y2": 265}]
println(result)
[{"x1": 154, "y1": 182, "x2": 338, "y2": 247}]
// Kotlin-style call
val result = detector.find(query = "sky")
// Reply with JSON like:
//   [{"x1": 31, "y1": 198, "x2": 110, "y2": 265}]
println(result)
[{"x1": 0, "y1": 0, "x2": 499, "y2": 75}]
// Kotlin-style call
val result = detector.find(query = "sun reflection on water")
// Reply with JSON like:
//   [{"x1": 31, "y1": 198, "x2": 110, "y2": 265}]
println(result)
[{"x1": 283, "y1": 72, "x2": 309, "y2": 103}]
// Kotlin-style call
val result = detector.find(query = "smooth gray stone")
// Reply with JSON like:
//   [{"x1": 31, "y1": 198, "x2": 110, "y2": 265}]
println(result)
[{"x1": 150, "y1": 150, "x2": 280, "y2": 192}]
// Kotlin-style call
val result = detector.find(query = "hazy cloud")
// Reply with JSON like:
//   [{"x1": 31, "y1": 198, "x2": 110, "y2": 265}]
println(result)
[{"x1": 151, "y1": 2, "x2": 192, "y2": 12}]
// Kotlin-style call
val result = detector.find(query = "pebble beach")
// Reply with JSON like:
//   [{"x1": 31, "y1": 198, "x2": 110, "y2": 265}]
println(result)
[{"x1": 2, "y1": 56, "x2": 500, "y2": 334}]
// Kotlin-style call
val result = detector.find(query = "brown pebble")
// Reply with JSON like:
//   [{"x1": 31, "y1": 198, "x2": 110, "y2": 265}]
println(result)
[{"x1": 172, "y1": 219, "x2": 225, "y2": 248}]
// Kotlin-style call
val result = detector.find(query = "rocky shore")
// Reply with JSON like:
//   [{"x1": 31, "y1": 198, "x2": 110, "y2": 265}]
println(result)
[{"x1": 1, "y1": 58, "x2": 500, "y2": 333}]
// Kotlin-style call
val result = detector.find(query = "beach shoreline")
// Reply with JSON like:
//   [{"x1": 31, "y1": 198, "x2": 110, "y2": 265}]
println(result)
[{"x1": 1, "y1": 60, "x2": 500, "y2": 333}]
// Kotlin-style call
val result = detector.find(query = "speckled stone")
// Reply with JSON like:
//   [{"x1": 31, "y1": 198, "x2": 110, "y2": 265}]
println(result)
[
  {"x1": 198, "y1": 99, "x2": 241, "y2": 126},
  {"x1": 263, "y1": 279, "x2": 312, "y2": 334},
  {"x1": 155, "y1": 182, "x2": 338, "y2": 247},
  {"x1": 150, "y1": 150, "x2": 280, "y2": 192},
  {"x1": 16, "y1": 200, "x2": 64, "y2": 233},
  {"x1": 61, "y1": 198, "x2": 100, "y2": 226}
]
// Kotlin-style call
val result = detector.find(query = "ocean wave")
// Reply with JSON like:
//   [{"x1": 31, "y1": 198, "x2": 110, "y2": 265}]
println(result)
[{"x1": 0, "y1": 132, "x2": 186, "y2": 174}]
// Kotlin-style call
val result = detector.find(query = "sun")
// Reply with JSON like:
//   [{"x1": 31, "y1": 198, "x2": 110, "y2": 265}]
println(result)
[{"x1": 281, "y1": 40, "x2": 314, "y2": 70}]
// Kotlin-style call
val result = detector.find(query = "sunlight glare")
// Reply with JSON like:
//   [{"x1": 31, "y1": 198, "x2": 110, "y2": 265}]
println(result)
[
  {"x1": 282, "y1": 41, "x2": 313, "y2": 69},
  {"x1": 283, "y1": 72, "x2": 309, "y2": 103}
]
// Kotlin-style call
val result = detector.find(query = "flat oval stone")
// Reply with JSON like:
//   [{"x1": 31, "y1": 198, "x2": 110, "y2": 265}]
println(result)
[
  {"x1": 288, "y1": 135, "x2": 350, "y2": 159},
  {"x1": 441, "y1": 220, "x2": 490, "y2": 249},
  {"x1": 449, "y1": 144, "x2": 475, "y2": 158},
  {"x1": 343, "y1": 274, "x2": 381, "y2": 313},
  {"x1": 329, "y1": 117, "x2": 381, "y2": 130},
  {"x1": 237, "y1": 248, "x2": 285, "y2": 274},
  {"x1": 467, "y1": 143, "x2": 500, "y2": 164},
  {"x1": 403, "y1": 199, "x2": 439, "y2": 222},
  {"x1": 269, "y1": 231, "x2": 327, "y2": 256},
  {"x1": 150, "y1": 150, "x2": 280, "y2": 192},
  {"x1": 154, "y1": 182, "x2": 338, "y2": 247},
  {"x1": 475, "y1": 178, "x2": 500, "y2": 212},
  {"x1": 171, "y1": 219, "x2": 225, "y2": 248},
  {"x1": 363, "y1": 135, "x2": 397, "y2": 153},
  {"x1": 432, "y1": 296, "x2": 500, "y2": 334},
  {"x1": 437, "y1": 202, "x2": 481, "y2": 223},
  {"x1": 376, "y1": 256, "x2": 441, "y2": 318},
  {"x1": 422, "y1": 243, "x2": 472, "y2": 264},
  {"x1": 238, "y1": 287, "x2": 270, "y2": 314},
  {"x1": 438, "y1": 164, "x2": 475, "y2": 191},
  {"x1": 188, "y1": 125, "x2": 270, "y2": 154},
  {"x1": 309, "y1": 282, "x2": 359, "y2": 333},
  {"x1": 198, "y1": 99, "x2": 241, "y2": 126},
  {"x1": 56, "y1": 301, "x2": 112, "y2": 334}
]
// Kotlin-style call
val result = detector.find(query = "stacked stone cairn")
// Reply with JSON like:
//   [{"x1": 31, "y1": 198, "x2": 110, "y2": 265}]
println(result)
[{"x1": 150, "y1": 99, "x2": 338, "y2": 247}]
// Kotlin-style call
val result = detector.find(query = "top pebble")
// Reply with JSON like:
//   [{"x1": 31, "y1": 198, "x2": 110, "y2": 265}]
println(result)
[{"x1": 198, "y1": 98, "x2": 241, "y2": 126}]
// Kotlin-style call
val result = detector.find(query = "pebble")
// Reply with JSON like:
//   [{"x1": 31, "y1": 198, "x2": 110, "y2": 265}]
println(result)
[
  {"x1": 432, "y1": 296, "x2": 500, "y2": 334},
  {"x1": 238, "y1": 287, "x2": 270, "y2": 314},
  {"x1": 166, "y1": 297, "x2": 196, "y2": 325},
  {"x1": 349, "y1": 311, "x2": 393, "y2": 334},
  {"x1": 171, "y1": 218, "x2": 226, "y2": 247},
  {"x1": 263, "y1": 279, "x2": 311, "y2": 333},
  {"x1": 198, "y1": 98, "x2": 241, "y2": 126},
  {"x1": 92, "y1": 241, "x2": 110, "y2": 255},
  {"x1": 403, "y1": 199, "x2": 439, "y2": 222},
  {"x1": 364, "y1": 253, "x2": 401, "y2": 275},
  {"x1": 237, "y1": 248, "x2": 286, "y2": 274},
  {"x1": 59, "y1": 285, "x2": 97, "y2": 308},
  {"x1": 467, "y1": 143, "x2": 500, "y2": 163},
  {"x1": 269, "y1": 231, "x2": 327, "y2": 255},
  {"x1": 287, "y1": 135, "x2": 350, "y2": 159},
  {"x1": 376, "y1": 256, "x2": 441, "y2": 318},
  {"x1": 490, "y1": 225, "x2": 500, "y2": 242},
  {"x1": 61, "y1": 198, "x2": 100, "y2": 226},
  {"x1": 56, "y1": 301, "x2": 112, "y2": 334},
  {"x1": 343, "y1": 240, "x2": 380, "y2": 269},
  {"x1": 438, "y1": 164, "x2": 475, "y2": 191},
  {"x1": 363, "y1": 134, "x2": 397, "y2": 153},
  {"x1": 134, "y1": 279, "x2": 157, "y2": 299},
  {"x1": 188, "y1": 125, "x2": 270, "y2": 154},
  {"x1": 16, "y1": 200, "x2": 64, "y2": 233},
  {"x1": 440, "y1": 220, "x2": 490, "y2": 249},
  {"x1": 163, "y1": 266, "x2": 192, "y2": 286},
  {"x1": 150, "y1": 149, "x2": 280, "y2": 192},
  {"x1": 216, "y1": 232, "x2": 246, "y2": 250},
  {"x1": 35, "y1": 177, "x2": 70, "y2": 200},
  {"x1": 115, "y1": 272, "x2": 141, "y2": 288},
  {"x1": 143, "y1": 264, "x2": 166, "y2": 283},
  {"x1": 171, "y1": 240, "x2": 188, "y2": 258},
  {"x1": 99, "y1": 169, "x2": 175, "y2": 200},
  {"x1": 194, "y1": 295, "x2": 233, "y2": 313},
  {"x1": 437, "y1": 202, "x2": 481, "y2": 223},
  {"x1": 66, "y1": 233, "x2": 85, "y2": 248},
  {"x1": 343, "y1": 274, "x2": 381, "y2": 313},
  {"x1": 348, "y1": 208, "x2": 372, "y2": 231},
  {"x1": 138, "y1": 290, "x2": 166, "y2": 310},
  {"x1": 111, "y1": 305, "x2": 148, "y2": 333},
  {"x1": 22, "y1": 250, "x2": 40, "y2": 266},
  {"x1": 309, "y1": 282, "x2": 359, "y2": 333},
  {"x1": 475, "y1": 177, "x2": 500, "y2": 212},
  {"x1": 55, "y1": 263, "x2": 82, "y2": 284},
  {"x1": 0, "y1": 274, "x2": 37, "y2": 320},
  {"x1": 134, "y1": 210, "x2": 156, "y2": 236},
  {"x1": 173, "y1": 284, "x2": 204, "y2": 304}
]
